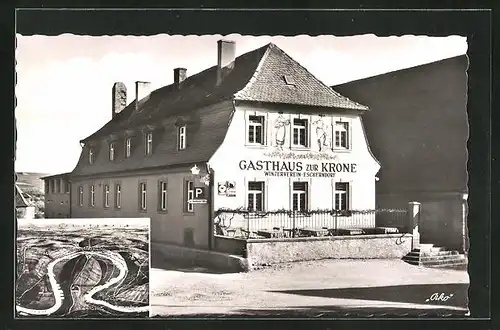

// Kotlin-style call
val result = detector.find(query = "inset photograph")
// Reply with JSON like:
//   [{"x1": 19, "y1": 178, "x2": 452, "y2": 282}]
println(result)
[{"x1": 15, "y1": 218, "x2": 150, "y2": 318}]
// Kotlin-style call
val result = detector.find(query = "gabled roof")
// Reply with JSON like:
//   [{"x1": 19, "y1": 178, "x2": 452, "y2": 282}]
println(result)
[
  {"x1": 82, "y1": 43, "x2": 368, "y2": 143},
  {"x1": 40, "y1": 172, "x2": 71, "y2": 180},
  {"x1": 15, "y1": 184, "x2": 30, "y2": 208},
  {"x1": 234, "y1": 44, "x2": 368, "y2": 110},
  {"x1": 72, "y1": 42, "x2": 369, "y2": 178}
]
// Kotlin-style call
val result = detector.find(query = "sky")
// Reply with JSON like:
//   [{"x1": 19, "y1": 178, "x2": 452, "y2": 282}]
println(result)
[{"x1": 15, "y1": 34, "x2": 468, "y2": 174}]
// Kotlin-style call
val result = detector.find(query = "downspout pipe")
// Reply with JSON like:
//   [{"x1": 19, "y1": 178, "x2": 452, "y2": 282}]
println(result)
[
  {"x1": 68, "y1": 178, "x2": 72, "y2": 218},
  {"x1": 208, "y1": 166, "x2": 215, "y2": 250}
]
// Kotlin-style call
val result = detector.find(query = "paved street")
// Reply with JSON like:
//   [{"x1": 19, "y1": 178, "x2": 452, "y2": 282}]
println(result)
[{"x1": 150, "y1": 258, "x2": 469, "y2": 317}]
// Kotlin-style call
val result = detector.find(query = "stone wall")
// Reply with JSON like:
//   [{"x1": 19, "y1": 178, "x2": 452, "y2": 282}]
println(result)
[
  {"x1": 245, "y1": 234, "x2": 413, "y2": 267},
  {"x1": 214, "y1": 235, "x2": 247, "y2": 256},
  {"x1": 212, "y1": 233, "x2": 414, "y2": 269}
]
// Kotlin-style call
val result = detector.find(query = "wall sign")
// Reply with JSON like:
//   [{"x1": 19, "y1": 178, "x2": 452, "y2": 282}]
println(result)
[
  {"x1": 188, "y1": 186, "x2": 208, "y2": 204},
  {"x1": 218, "y1": 181, "x2": 236, "y2": 197},
  {"x1": 238, "y1": 159, "x2": 358, "y2": 178}
]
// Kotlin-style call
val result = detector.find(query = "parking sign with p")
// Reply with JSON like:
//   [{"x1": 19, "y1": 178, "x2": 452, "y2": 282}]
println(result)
[
  {"x1": 194, "y1": 187, "x2": 206, "y2": 199},
  {"x1": 188, "y1": 186, "x2": 208, "y2": 204}
]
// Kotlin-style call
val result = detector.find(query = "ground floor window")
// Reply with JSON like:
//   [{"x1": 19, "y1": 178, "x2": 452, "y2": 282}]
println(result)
[
  {"x1": 115, "y1": 184, "x2": 121, "y2": 209},
  {"x1": 247, "y1": 181, "x2": 265, "y2": 212},
  {"x1": 78, "y1": 186, "x2": 84, "y2": 206},
  {"x1": 89, "y1": 185, "x2": 95, "y2": 207},
  {"x1": 103, "y1": 185, "x2": 110, "y2": 208},
  {"x1": 184, "y1": 180, "x2": 194, "y2": 213},
  {"x1": 292, "y1": 182, "x2": 308, "y2": 212},
  {"x1": 334, "y1": 182, "x2": 350, "y2": 210},
  {"x1": 158, "y1": 180, "x2": 168, "y2": 211},
  {"x1": 139, "y1": 182, "x2": 147, "y2": 211}
]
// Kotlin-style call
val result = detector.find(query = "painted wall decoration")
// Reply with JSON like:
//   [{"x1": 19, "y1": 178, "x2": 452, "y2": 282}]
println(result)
[
  {"x1": 199, "y1": 174, "x2": 211, "y2": 186},
  {"x1": 263, "y1": 150, "x2": 339, "y2": 160},
  {"x1": 274, "y1": 114, "x2": 291, "y2": 150},
  {"x1": 312, "y1": 117, "x2": 332, "y2": 151}
]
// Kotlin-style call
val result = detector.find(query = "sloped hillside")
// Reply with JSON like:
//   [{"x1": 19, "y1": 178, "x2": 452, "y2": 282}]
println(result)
[{"x1": 16, "y1": 172, "x2": 49, "y2": 192}]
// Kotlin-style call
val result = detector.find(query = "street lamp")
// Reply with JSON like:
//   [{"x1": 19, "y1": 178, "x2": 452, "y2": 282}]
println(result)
[{"x1": 190, "y1": 165, "x2": 200, "y2": 176}]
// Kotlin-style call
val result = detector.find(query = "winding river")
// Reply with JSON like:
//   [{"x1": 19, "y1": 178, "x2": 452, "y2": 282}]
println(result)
[{"x1": 16, "y1": 250, "x2": 149, "y2": 316}]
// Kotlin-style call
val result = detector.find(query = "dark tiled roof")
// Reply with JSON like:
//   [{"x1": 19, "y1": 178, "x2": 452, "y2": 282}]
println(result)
[
  {"x1": 82, "y1": 44, "x2": 270, "y2": 143},
  {"x1": 83, "y1": 43, "x2": 367, "y2": 143},
  {"x1": 71, "y1": 102, "x2": 234, "y2": 177},
  {"x1": 40, "y1": 172, "x2": 71, "y2": 180},
  {"x1": 234, "y1": 44, "x2": 368, "y2": 110},
  {"x1": 72, "y1": 43, "x2": 368, "y2": 177}
]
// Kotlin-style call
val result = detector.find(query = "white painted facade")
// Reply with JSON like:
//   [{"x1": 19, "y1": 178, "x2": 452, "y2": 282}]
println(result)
[{"x1": 209, "y1": 103, "x2": 380, "y2": 231}]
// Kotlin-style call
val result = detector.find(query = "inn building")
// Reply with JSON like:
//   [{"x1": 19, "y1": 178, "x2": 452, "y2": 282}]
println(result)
[{"x1": 70, "y1": 40, "x2": 380, "y2": 248}]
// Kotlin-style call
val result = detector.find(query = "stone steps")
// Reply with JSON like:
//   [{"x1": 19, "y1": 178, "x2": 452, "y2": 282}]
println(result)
[{"x1": 402, "y1": 244, "x2": 467, "y2": 269}]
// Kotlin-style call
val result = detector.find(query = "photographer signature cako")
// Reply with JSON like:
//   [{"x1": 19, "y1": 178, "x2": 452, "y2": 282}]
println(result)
[{"x1": 425, "y1": 293, "x2": 454, "y2": 302}]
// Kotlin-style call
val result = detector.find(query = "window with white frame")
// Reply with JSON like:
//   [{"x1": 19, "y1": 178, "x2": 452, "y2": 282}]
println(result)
[
  {"x1": 139, "y1": 182, "x2": 147, "y2": 210},
  {"x1": 178, "y1": 125, "x2": 187, "y2": 150},
  {"x1": 334, "y1": 121, "x2": 349, "y2": 149},
  {"x1": 248, "y1": 115, "x2": 265, "y2": 144},
  {"x1": 51, "y1": 179, "x2": 56, "y2": 193},
  {"x1": 247, "y1": 181, "x2": 264, "y2": 212},
  {"x1": 109, "y1": 142, "x2": 115, "y2": 161},
  {"x1": 292, "y1": 182, "x2": 308, "y2": 212},
  {"x1": 78, "y1": 186, "x2": 84, "y2": 206},
  {"x1": 103, "y1": 185, "x2": 110, "y2": 208},
  {"x1": 184, "y1": 180, "x2": 194, "y2": 213},
  {"x1": 89, "y1": 148, "x2": 94, "y2": 164},
  {"x1": 334, "y1": 182, "x2": 350, "y2": 211},
  {"x1": 55, "y1": 179, "x2": 61, "y2": 193},
  {"x1": 159, "y1": 181, "x2": 168, "y2": 211},
  {"x1": 145, "y1": 132, "x2": 153, "y2": 155},
  {"x1": 292, "y1": 118, "x2": 308, "y2": 147},
  {"x1": 115, "y1": 184, "x2": 121, "y2": 209},
  {"x1": 89, "y1": 185, "x2": 95, "y2": 207},
  {"x1": 65, "y1": 181, "x2": 70, "y2": 193},
  {"x1": 125, "y1": 138, "x2": 131, "y2": 158}
]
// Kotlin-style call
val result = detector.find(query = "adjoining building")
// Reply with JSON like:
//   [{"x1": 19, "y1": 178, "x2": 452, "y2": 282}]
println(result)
[
  {"x1": 70, "y1": 40, "x2": 381, "y2": 249},
  {"x1": 41, "y1": 173, "x2": 71, "y2": 218},
  {"x1": 15, "y1": 184, "x2": 35, "y2": 219},
  {"x1": 333, "y1": 55, "x2": 469, "y2": 252}
]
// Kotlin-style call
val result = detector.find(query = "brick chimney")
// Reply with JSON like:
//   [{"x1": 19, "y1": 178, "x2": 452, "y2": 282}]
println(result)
[
  {"x1": 112, "y1": 82, "x2": 127, "y2": 118},
  {"x1": 135, "y1": 81, "x2": 152, "y2": 111},
  {"x1": 174, "y1": 68, "x2": 187, "y2": 89},
  {"x1": 217, "y1": 40, "x2": 236, "y2": 85}
]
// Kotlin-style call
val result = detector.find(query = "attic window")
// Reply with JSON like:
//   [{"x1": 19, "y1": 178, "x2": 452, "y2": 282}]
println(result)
[
  {"x1": 125, "y1": 137, "x2": 132, "y2": 158},
  {"x1": 89, "y1": 148, "x2": 95, "y2": 164},
  {"x1": 283, "y1": 75, "x2": 296, "y2": 86},
  {"x1": 145, "y1": 132, "x2": 153, "y2": 155},
  {"x1": 178, "y1": 125, "x2": 187, "y2": 150}
]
